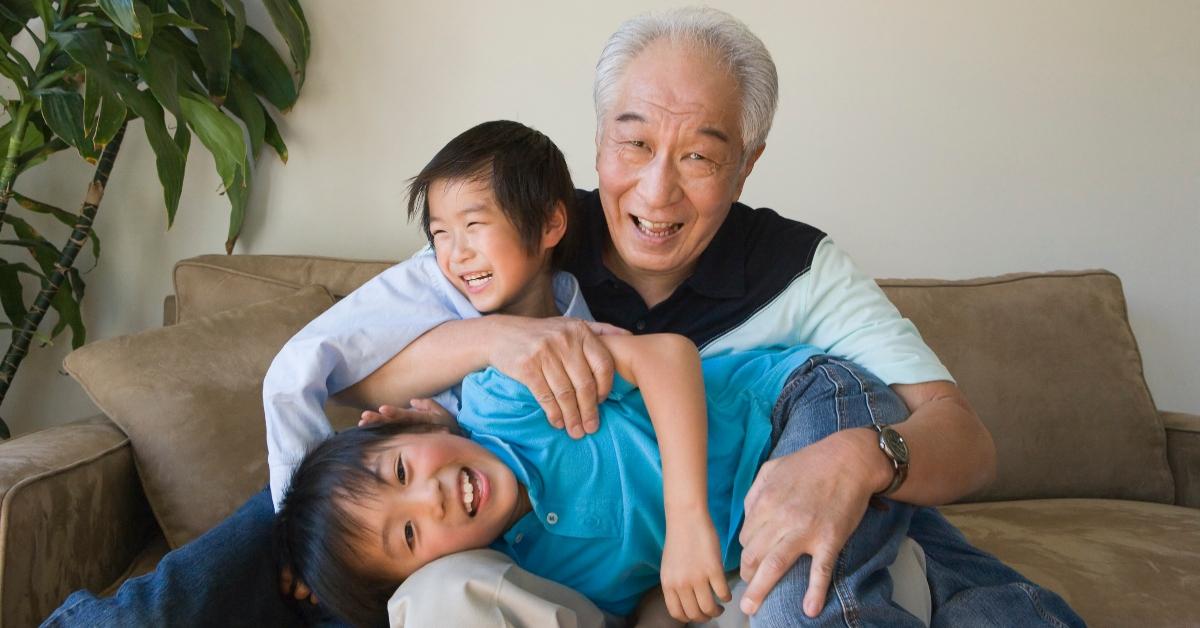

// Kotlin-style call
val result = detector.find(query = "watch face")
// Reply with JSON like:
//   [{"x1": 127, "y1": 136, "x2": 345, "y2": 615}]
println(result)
[{"x1": 881, "y1": 428, "x2": 909, "y2": 463}]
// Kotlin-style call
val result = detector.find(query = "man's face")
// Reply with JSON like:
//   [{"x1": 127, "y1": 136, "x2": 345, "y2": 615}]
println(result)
[
  {"x1": 595, "y1": 40, "x2": 763, "y2": 284},
  {"x1": 342, "y1": 431, "x2": 525, "y2": 582}
]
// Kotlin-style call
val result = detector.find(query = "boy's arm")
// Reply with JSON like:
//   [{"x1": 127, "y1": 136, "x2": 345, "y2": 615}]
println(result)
[{"x1": 601, "y1": 334, "x2": 731, "y2": 623}]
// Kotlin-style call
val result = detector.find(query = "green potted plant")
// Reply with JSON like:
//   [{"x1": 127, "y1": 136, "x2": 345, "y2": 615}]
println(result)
[{"x1": 0, "y1": 0, "x2": 310, "y2": 437}]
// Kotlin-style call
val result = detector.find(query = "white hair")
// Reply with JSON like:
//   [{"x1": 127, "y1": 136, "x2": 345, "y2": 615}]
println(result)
[{"x1": 593, "y1": 7, "x2": 779, "y2": 155}]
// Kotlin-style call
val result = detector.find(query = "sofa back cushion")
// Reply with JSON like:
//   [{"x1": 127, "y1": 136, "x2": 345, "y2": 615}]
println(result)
[
  {"x1": 173, "y1": 254, "x2": 395, "y2": 323},
  {"x1": 64, "y1": 286, "x2": 339, "y2": 547},
  {"x1": 880, "y1": 271, "x2": 1173, "y2": 503}
]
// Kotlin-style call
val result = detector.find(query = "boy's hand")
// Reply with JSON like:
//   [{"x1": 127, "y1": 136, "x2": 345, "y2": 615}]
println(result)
[
  {"x1": 660, "y1": 514, "x2": 731, "y2": 623},
  {"x1": 279, "y1": 565, "x2": 318, "y2": 605},
  {"x1": 358, "y1": 398, "x2": 454, "y2": 428}
]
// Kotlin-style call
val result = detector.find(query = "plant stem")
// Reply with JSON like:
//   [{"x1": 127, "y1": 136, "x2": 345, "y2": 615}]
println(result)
[
  {"x1": 0, "y1": 123, "x2": 126, "y2": 439},
  {"x1": 0, "y1": 101, "x2": 34, "y2": 235}
]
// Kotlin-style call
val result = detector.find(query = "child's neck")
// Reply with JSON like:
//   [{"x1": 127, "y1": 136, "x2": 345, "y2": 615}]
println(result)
[{"x1": 498, "y1": 274, "x2": 560, "y2": 319}]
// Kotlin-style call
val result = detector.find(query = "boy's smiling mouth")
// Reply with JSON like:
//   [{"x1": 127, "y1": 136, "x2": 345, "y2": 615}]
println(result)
[
  {"x1": 459, "y1": 271, "x2": 494, "y2": 292},
  {"x1": 459, "y1": 467, "x2": 484, "y2": 516}
]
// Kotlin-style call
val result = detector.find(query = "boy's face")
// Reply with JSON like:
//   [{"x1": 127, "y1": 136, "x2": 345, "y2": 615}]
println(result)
[
  {"x1": 427, "y1": 178, "x2": 563, "y2": 317},
  {"x1": 343, "y1": 430, "x2": 526, "y2": 582}
]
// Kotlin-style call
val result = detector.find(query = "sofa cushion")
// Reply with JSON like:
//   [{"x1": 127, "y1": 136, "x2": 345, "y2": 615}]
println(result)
[
  {"x1": 63, "y1": 286, "x2": 337, "y2": 548},
  {"x1": 880, "y1": 271, "x2": 1173, "y2": 503},
  {"x1": 942, "y1": 498, "x2": 1200, "y2": 627},
  {"x1": 173, "y1": 254, "x2": 395, "y2": 322}
]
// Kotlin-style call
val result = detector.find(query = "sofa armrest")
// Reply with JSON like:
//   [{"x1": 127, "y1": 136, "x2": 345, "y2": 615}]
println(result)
[
  {"x1": 0, "y1": 415, "x2": 157, "y2": 628},
  {"x1": 1164, "y1": 411, "x2": 1200, "y2": 509}
]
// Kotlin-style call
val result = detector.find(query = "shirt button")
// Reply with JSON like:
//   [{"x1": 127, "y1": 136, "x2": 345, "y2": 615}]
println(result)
[
  {"x1": 635, "y1": 320, "x2": 646, "y2": 331},
  {"x1": 546, "y1": 512, "x2": 559, "y2": 525},
  {"x1": 514, "y1": 533, "x2": 524, "y2": 544}
]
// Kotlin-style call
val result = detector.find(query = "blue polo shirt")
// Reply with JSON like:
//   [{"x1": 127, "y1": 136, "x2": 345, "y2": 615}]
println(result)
[{"x1": 456, "y1": 344, "x2": 823, "y2": 615}]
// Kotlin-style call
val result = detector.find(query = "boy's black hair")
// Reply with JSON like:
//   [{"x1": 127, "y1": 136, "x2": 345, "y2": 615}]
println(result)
[
  {"x1": 406, "y1": 120, "x2": 579, "y2": 269},
  {"x1": 275, "y1": 421, "x2": 461, "y2": 628}
]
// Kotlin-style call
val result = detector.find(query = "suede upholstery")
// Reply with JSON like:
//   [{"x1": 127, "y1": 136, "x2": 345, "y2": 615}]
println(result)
[
  {"x1": 0, "y1": 416, "x2": 154, "y2": 628},
  {"x1": 62, "y1": 286, "x2": 336, "y2": 548},
  {"x1": 0, "y1": 255, "x2": 1195, "y2": 628},
  {"x1": 1164, "y1": 412, "x2": 1200, "y2": 508},
  {"x1": 879, "y1": 271, "x2": 1173, "y2": 504},
  {"x1": 942, "y1": 499, "x2": 1200, "y2": 626}
]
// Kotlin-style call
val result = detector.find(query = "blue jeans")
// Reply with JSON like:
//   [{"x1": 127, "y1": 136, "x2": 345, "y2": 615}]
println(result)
[
  {"x1": 752, "y1": 356, "x2": 1083, "y2": 627},
  {"x1": 41, "y1": 487, "x2": 347, "y2": 628}
]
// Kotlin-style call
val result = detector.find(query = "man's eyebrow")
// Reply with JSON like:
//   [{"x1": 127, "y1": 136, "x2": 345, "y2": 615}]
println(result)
[
  {"x1": 614, "y1": 112, "x2": 645, "y2": 124},
  {"x1": 698, "y1": 126, "x2": 730, "y2": 144}
]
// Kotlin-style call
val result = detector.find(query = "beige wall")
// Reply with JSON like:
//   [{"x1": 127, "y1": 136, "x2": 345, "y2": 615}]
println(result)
[{"x1": 5, "y1": 1, "x2": 1198, "y2": 436}]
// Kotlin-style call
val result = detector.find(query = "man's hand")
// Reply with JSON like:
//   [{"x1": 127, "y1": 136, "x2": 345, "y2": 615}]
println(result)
[
  {"x1": 737, "y1": 429, "x2": 884, "y2": 618},
  {"x1": 359, "y1": 398, "x2": 455, "y2": 428},
  {"x1": 485, "y1": 316, "x2": 628, "y2": 438},
  {"x1": 661, "y1": 513, "x2": 732, "y2": 623},
  {"x1": 279, "y1": 565, "x2": 318, "y2": 605}
]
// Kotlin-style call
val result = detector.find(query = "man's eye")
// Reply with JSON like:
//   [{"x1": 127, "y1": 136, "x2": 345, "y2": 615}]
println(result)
[
  {"x1": 627, "y1": 140, "x2": 646, "y2": 148},
  {"x1": 404, "y1": 522, "x2": 415, "y2": 549},
  {"x1": 396, "y1": 455, "x2": 407, "y2": 484},
  {"x1": 685, "y1": 152, "x2": 706, "y2": 161}
]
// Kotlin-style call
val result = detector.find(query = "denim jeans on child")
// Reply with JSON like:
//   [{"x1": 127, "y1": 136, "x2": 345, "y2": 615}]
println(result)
[
  {"x1": 43, "y1": 356, "x2": 1084, "y2": 627},
  {"x1": 752, "y1": 356, "x2": 1083, "y2": 627}
]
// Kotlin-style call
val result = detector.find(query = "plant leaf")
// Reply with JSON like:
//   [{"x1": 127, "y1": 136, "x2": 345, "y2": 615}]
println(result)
[
  {"x1": 189, "y1": 0, "x2": 230, "y2": 101},
  {"x1": 83, "y1": 69, "x2": 101, "y2": 134},
  {"x1": 263, "y1": 0, "x2": 307, "y2": 88},
  {"x1": 98, "y1": 0, "x2": 141, "y2": 39},
  {"x1": 39, "y1": 88, "x2": 100, "y2": 163},
  {"x1": 120, "y1": 86, "x2": 186, "y2": 221},
  {"x1": 263, "y1": 107, "x2": 286, "y2": 163},
  {"x1": 178, "y1": 91, "x2": 245, "y2": 185},
  {"x1": 137, "y1": 39, "x2": 180, "y2": 115},
  {"x1": 223, "y1": 0, "x2": 244, "y2": 47},
  {"x1": 32, "y1": 0, "x2": 54, "y2": 30},
  {"x1": 132, "y1": 1, "x2": 155, "y2": 57},
  {"x1": 225, "y1": 74, "x2": 262, "y2": 157},
  {"x1": 224, "y1": 163, "x2": 247, "y2": 252},
  {"x1": 50, "y1": 277, "x2": 85, "y2": 347},
  {"x1": 231, "y1": 26, "x2": 295, "y2": 111},
  {"x1": 152, "y1": 12, "x2": 204, "y2": 31},
  {"x1": 0, "y1": 260, "x2": 39, "y2": 328},
  {"x1": 1, "y1": 216, "x2": 86, "y2": 348},
  {"x1": 92, "y1": 89, "x2": 127, "y2": 150}
]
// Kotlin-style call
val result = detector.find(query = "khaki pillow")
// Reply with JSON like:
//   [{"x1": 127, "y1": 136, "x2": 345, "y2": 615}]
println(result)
[
  {"x1": 64, "y1": 286, "x2": 335, "y2": 547},
  {"x1": 879, "y1": 270, "x2": 1173, "y2": 504},
  {"x1": 173, "y1": 255, "x2": 395, "y2": 323}
]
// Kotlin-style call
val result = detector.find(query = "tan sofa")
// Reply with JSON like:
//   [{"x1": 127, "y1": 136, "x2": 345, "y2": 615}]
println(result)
[{"x1": 1, "y1": 254, "x2": 1197, "y2": 628}]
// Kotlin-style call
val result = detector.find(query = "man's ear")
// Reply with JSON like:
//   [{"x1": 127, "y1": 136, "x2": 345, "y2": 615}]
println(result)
[
  {"x1": 541, "y1": 201, "x2": 568, "y2": 250},
  {"x1": 732, "y1": 143, "x2": 766, "y2": 202}
]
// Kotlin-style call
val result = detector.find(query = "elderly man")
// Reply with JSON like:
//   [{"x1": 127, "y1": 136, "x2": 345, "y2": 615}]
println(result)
[{"x1": 44, "y1": 7, "x2": 1081, "y2": 628}]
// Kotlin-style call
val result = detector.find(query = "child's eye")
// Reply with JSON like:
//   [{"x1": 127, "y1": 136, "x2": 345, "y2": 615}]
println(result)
[
  {"x1": 396, "y1": 455, "x2": 407, "y2": 484},
  {"x1": 404, "y1": 522, "x2": 415, "y2": 549}
]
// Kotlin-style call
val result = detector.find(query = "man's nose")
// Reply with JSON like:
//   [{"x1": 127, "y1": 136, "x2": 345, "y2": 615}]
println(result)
[{"x1": 636, "y1": 152, "x2": 683, "y2": 208}]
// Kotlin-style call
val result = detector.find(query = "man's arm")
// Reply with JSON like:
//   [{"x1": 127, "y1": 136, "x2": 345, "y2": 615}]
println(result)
[
  {"x1": 735, "y1": 237, "x2": 996, "y2": 616},
  {"x1": 338, "y1": 315, "x2": 627, "y2": 438},
  {"x1": 602, "y1": 334, "x2": 731, "y2": 623}
]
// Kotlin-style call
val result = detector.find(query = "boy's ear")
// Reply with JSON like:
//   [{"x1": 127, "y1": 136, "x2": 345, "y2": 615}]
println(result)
[{"x1": 541, "y1": 201, "x2": 568, "y2": 250}]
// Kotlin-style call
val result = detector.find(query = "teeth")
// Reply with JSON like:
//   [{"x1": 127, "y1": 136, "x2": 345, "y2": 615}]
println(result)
[
  {"x1": 462, "y1": 272, "x2": 493, "y2": 287},
  {"x1": 461, "y1": 469, "x2": 476, "y2": 514},
  {"x1": 634, "y1": 217, "x2": 681, "y2": 236}
]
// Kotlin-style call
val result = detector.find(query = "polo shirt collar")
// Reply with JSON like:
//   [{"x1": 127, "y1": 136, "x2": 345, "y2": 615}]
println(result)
[{"x1": 574, "y1": 191, "x2": 747, "y2": 300}]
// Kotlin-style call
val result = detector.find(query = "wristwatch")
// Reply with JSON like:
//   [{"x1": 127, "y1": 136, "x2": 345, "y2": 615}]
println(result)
[{"x1": 873, "y1": 425, "x2": 910, "y2": 496}]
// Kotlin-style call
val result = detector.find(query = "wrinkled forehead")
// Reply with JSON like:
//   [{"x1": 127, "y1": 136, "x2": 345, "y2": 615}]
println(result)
[{"x1": 602, "y1": 40, "x2": 742, "y2": 141}]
